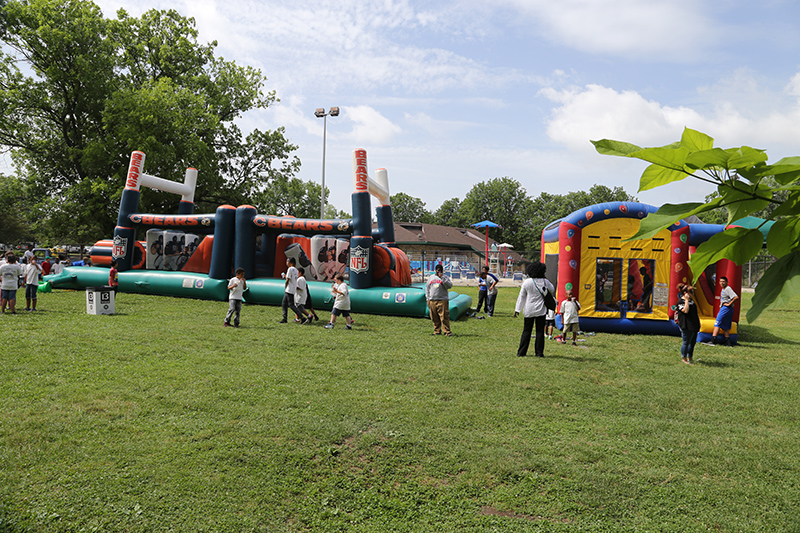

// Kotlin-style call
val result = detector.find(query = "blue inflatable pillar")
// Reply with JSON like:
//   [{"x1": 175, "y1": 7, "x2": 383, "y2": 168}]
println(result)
[
  {"x1": 350, "y1": 148, "x2": 373, "y2": 289},
  {"x1": 209, "y1": 205, "x2": 236, "y2": 280},
  {"x1": 235, "y1": 205, "x2": 258, "y2": 278}
]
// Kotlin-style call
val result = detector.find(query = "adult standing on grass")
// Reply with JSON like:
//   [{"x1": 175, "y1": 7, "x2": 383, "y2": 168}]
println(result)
[
  {"x1": 425, "y1": 263, "x2": 453, "y2": 336},
  {"x1": 514, "y1": 261, "x2": 554, "y2": 358},
  {"x1": 712, "y1": 276, "x2": 738, "y2": 346},
  {"x1": 675, "y1": 283, "x2": 700, "y2": 364},
  {"x1": 1, "y1": 253, "x2": 23, "y2": 314},
  {"x1": 279, "y1": 257, "x2": 301, "y2": 324}
]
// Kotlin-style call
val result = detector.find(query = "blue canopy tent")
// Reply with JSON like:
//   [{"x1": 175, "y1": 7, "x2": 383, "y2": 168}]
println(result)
[{"x1": 471, "y1": 220, "x2": 502, "y2": 268}]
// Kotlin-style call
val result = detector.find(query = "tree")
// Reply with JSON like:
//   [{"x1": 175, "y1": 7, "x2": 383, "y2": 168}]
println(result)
[
  {"x1": 593, "y1": 127, "x2": 800, "y2": 322},
  {"x1": 389, "y1": 192, "x2": 434, "y2": 223},
  {"x1": 433, "y1": 197, "x2": 468, "y2": 228},
  {"x1": 0, "y1": 0, "x2": 299, "y2": 242},
  {"x1": 457, "y1": 177, "x2": 536, "y2": 251},
  {"x1": 0, "y1": 174, "x2": 34, "y2": 244}
]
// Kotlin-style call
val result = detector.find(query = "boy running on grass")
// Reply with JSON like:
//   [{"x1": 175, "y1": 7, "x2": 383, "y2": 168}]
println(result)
[{"x1": 324, "y1": 273, "x2": 353, "y2": 330}]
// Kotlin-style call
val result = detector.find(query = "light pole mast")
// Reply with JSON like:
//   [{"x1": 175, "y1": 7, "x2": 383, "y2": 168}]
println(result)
[{"x1": 315, "y1": 107, "x2": 339, "y2": 219}]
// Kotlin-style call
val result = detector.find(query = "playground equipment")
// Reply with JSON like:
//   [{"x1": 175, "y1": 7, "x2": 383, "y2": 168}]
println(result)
[
  {"x1": 47, "y1": 149, "x2": 472, "y2": 318},
  {"x1": 541, "y1": 201, "x2": 741, "y2": 344}
]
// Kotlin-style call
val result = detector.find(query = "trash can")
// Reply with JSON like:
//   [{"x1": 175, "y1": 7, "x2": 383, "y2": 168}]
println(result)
[{"x1": 86, "y1": 286, "x2": 115, "y2": 315}]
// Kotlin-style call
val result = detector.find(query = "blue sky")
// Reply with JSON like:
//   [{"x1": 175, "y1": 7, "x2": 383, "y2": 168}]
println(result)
[{"x1": 89, "y1": 0, "x2": 800, "y2": 216}]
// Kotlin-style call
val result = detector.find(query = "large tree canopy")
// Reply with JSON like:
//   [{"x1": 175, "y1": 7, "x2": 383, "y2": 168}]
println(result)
[
  {"x1": 0, "y1": 0, "x2": 299, "y2": 243},
  {"x1": 593, "y1": 127, "x2": 800, "y2": 322}
]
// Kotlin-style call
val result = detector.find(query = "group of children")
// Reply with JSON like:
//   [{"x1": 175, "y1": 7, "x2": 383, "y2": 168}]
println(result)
[
  {"x1": 0, "y1": 252, "x2": 43, "y2": 314},
  {"x1": 224, "y1": 257, "x2": 354, "y2": 330}
]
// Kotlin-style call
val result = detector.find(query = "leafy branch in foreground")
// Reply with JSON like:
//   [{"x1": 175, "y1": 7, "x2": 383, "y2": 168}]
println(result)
[{"x1": 592, "y1": 127, "x2": 800, "y2": 322}]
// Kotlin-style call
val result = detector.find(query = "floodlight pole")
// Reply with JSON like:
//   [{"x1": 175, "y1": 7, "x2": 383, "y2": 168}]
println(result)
[{"x1": 315, "y1": 107, "x2": 339, "y2": 219}]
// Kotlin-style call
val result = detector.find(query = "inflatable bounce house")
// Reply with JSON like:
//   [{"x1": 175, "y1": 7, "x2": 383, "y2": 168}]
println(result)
[
  {"x1": 47, "y1": 149, "x2": 472, "y2": 318},
  {"x1": 541, "y1": 202, "x2": 741, "y2": 344}
]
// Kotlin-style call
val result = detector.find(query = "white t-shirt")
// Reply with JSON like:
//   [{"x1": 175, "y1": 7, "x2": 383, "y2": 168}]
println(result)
[
  {"x1": 720, "y1": 285, "x2": 737, "y2": 305},
  {"x1": 51, "y1": 262, "x2": 64, "y2": 275},
  {"x1": 228, "y1": 276, "x2": 245, "y2": 300},
  {"x1": 1, "y1": 263, "x2": 22, "y2": 290},
  {"x1": 285, "y1": 266, "x2": 298, "y2": 294},
  {"x1": 332, "y1": 281, "x2": 351, "y2": 310},
  {"x1": 24, "y1": 263, "x2": 41, "y2": 285},
  {"x1": 560, "y1": 298, "x2": 581, "y2": 325},
  {"x1": 295, "y1": 277, "x2": 307, "y2": 306}
]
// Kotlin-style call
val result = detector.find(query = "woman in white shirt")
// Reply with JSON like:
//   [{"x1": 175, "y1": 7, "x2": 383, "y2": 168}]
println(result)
[{"x1": 514, "y1": 261, "x2": 555, "y2": 357}]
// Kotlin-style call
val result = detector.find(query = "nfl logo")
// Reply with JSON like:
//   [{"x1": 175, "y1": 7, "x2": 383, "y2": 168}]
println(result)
[
  {"x1": 350, "y1": 246, "x2": 369, "y2": 273},
  {"x1": 112, "y1": 235, "x2": 128, "y2": 259}
]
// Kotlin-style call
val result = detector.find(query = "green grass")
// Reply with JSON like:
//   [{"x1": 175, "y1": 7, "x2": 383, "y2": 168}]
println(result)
[{"x1": 1, "y1": 287, "x2": 799, "y2": 532}]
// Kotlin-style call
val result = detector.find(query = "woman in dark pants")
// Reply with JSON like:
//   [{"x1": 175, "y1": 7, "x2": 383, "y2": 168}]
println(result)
[{"x1": 514, "y1": 261, "x2": 555, "y2": 357}]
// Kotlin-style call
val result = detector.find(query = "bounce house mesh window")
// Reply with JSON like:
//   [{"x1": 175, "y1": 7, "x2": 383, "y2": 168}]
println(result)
[
  {"x1": 628, "y1": 259, "x2": 655, "y2": 313},
  {"x1": 595, "y1": 258, "x2": 621, "y2": 311}
]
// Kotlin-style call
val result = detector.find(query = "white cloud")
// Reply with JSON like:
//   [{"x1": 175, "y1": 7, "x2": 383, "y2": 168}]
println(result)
[
  {"x1": 344, "y1": 106, "x2": 402, "y2": 144},
  {"x1": 501, "y1": 0, "x2": 719, "y2": 60}
]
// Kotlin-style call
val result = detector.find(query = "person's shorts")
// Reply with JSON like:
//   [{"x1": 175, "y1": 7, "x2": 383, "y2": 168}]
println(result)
[
  {"x1": 714, "y1": 305, "x2": 734, "y2": 330},
  {"x1": 331, "y1": 308, "x2": 350, "y2": 317},
  {"x1": 564, "y1": 322, "x2": 580, "y2": 334},
  {"x1": 545, "y1": 319, "x2": 556, "y2": 328},
  {"x1": 1, "y1": 289, "x2": 17, "y2": 301},
  {"x1": 25, "y1": 284, "x2": 38, "y2": 299}
]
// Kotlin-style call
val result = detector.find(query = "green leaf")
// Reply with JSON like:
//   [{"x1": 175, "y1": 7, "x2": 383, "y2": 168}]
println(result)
[
  {"x1": 763, "y1": 161, "x2": 800, "y2": 185},
  {"x1": 638, "y1": 164, "x2": 689, "y2": 192},
  {"x1": 628, "y1": 146, "x2": 690, "y2": 170},
  {"x1": 687, "y1": 227, "x2": 764, "y2": 277},
  {"x1": 718, "y1": 182, "x2": 772, "y2": 224},
  {"x1": 747, "y1": 249, "x2": 800, "y2": 323},
  {"x1": 727, "y1": 146, "x2": 768, "y2": 170},
  {"x1": 625, "y1": 201, "x2": 721, "y2": 242},
  {"x1": 767, "y1": 190, "x2": 800, "y2": 219},
  {"x1": 680, "y1": 127, "x2": 714, "y2": 152},
  {"x1": 591, "y1": 139, "x2": 642, "y2": 157},
  {"x1": 766, "y1": 216, "x2": 800, "y2": 258},
  {"x1": 684, "y1": 148, "x2": 732, "y2": 171}
]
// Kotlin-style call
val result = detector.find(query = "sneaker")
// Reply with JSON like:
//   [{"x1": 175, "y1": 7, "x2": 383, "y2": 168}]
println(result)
[
  {"x1": 301, "y1": 317, "x2": 311, "y2": 325},
  {"x1": 682, "y1": 358, "x2": 691, "y2": 365},
  {"x1": 572, "y1": 341, "x2": 578, "y2": 346},
  {"x1": 223, "y1": 322, "x2": 231, "y2": 327},
  {"x1": 294, "y1": 318, "x2": 302, "y2": 323},
  {"x1": 314, "y1": 315, "x2": 320, "y2": 321},
  {"x1": 278, "y1": 319, "x2": 287, "y2": 324},
  {"x1": 444, "y1": 332, "x2": 452, "y2": 337},
  {"x1": 345, "y1": 324, "x2": 352, "y2": 330},
  {"x1": 324, "y1": 323, "x2": 334, "y2": 329}
]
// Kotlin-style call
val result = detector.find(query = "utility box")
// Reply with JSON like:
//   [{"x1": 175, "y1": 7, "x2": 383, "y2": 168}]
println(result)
[{"x1": 86, "y1": 286, "x2": 115, "y2": 315}]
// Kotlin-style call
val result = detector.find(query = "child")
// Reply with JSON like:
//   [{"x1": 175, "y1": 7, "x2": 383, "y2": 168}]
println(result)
[
  {"x1": 109, "y1": 259, "x2": 119, "y2": 292},
  {"x1": 1, "y1": 253, "x2": 23, "y2": 314},
  {"x1": 558, "y1": 289, "x2": 582, "y2": 346},
  {"x1": 545, "y1": 306, "x2": 556, "y2": 339},
  {"x1": 224, "y1": 267, "x2": 247, "y2": 328},
  {"x1": 24, "y1": 255, "x2": 42, "y2": 311},
  {"x1": 279, "y1": 257, "x2": 301, "y2": 324},
  {"x1": 476, "y1": 271, "x2": 488, "y2": 313},
  {"x1": 294, "y1": 267, "x2": 313, "y2": 325},
  {"x1": 324, "y1": 273, "x2": 353, "y2": 329}
]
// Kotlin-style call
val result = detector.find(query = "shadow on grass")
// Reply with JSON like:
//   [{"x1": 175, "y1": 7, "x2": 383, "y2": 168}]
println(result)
[
  {"x1": 539, "y1": 354, "x2": 604, "y2": 363},
  {"x1": 694, "y1": 359, "x2": 734, "y2": 368},
  {"x1": 741, "y1": 325, "x2": 800, "y2": 345}
]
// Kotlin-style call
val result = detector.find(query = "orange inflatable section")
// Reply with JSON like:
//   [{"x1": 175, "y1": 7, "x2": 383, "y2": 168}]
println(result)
[
  {"x1": 273, "y1": 235, "x2": 312, "y2": 278},
  {"x1": 181, "y1": 236, "x2": 214, "y2": 274}
]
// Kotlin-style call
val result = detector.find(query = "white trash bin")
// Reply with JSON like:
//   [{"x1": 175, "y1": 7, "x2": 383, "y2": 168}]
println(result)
[{"x1": 86, "y1": 286, "x2": 115, "y2": 315}]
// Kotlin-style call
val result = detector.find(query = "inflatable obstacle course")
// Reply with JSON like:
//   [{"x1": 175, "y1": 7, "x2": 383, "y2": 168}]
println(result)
[{"x1": 47, "y1": 149, "x2": 471, "y2": 318}]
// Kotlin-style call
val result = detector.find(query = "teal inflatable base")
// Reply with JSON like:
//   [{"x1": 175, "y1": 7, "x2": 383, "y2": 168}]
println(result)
[{"x1": 45, "y1": 268, "x2": 472, "y2": 319}]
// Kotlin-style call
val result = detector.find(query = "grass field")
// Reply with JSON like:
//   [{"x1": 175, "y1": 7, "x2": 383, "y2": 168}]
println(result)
[{"x1": 1, "y1": 286, "x2": 799, "y2": 532}]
